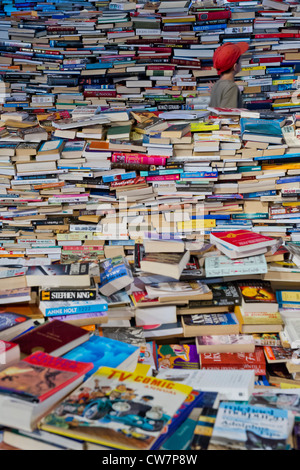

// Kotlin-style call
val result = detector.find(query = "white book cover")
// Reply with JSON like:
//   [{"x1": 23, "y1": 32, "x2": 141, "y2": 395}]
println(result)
[{"x1": 156, "y1": 369, "x2": 255, "y2": 401}]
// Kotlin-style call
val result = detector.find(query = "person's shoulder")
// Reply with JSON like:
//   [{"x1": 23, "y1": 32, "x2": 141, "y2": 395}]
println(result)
[{"x1": 221, "y1": 80, "x2": 238, "y2": 91}]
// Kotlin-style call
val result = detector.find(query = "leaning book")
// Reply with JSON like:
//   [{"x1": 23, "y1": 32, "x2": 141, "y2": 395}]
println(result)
[{"x1": 40, "y1": 366, "x2": 192, "y2": 450}]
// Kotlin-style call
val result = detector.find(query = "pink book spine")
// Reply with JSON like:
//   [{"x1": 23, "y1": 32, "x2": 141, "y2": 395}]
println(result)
[
  {"x1": 111, "y1": 154, "x2": 167, "y2": 165},
  {"x1": 146, "y1": 174, "x2": 180, "y2": 182}
]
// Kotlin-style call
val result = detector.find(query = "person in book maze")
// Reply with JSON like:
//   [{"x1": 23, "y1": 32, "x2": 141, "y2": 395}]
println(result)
[{"x1": 209, "y1": 42, "x2": 249, "y2": 109}]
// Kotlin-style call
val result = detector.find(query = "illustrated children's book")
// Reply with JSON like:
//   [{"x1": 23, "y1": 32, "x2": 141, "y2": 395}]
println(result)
[
  {"x1": 41, "y1": 366, "x2": 192, "y2": 450},
  {"x1": 157, "y1": 344, "x2": 199, "y2": 370}
]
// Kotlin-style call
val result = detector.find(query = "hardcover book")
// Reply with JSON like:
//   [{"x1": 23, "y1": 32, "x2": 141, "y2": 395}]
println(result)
[
  {"x1": 13, "y1": 320, "x2": 90, "y2": 358},
  {"x1": 238, "y1": 280, "x2": 278, "y2": 313}
]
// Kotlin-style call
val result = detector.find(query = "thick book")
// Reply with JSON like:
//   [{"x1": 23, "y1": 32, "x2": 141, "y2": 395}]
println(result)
[
  {"x1": 205, "y1": 255, "x2": 268, "y2": 278},
  {"x1": 234, "y1": 306, "x2": 284, "y2": 334},
  {"x1": 210, "y1": 230, "x2": 277, "y2": 253},
  {"x1": 140, "y1": 251, "x2": 190, "y2": 280},
  {"x1": 40, "y1": 366, "x2": 192, "y2": 450},
  {"x1": 0, "y1": 352, "x2": 93, "y2": 432},
  {"x1": 237, "y1": 280, "x2": 278, "y2": 313},
  {"x1": 199, "y1": 349, "x2": 266, "y2": 376},
  {"x1": 156, "y1": 368, "x2": 255, "y2": 402},
  {"x1": 26, "y1": 264, "x2": 91, "y2": 288},
  {"x1": 0, "y1": 307, "x2": 36, "y2": 342},
  {"x1": 0, "y1": 340, "x2": 20, "y2": 371},
  {"x1": 0, "y1": 351, "x2": 92, "y2": 403},
  {"x1": 13, "y1": 320, "x2": 90, "y2": 358},
  {"x1": 182, "y1": 313, "x2": 240, "y2": 338},
  {"x1": 196, "y1": 334, "x2": 255, "y2": 354},
  {"x1": 98, "y1": 256, "x2": 133, "y2": 296},
  {"x1": 39, "y1": 280, "x2": 97, "y2": 302}
]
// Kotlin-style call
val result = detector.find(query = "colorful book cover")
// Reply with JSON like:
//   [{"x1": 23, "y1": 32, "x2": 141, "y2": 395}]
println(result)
[
  {"x1": 152, "y1": 390, "x2": 219, "y2": 450},
  {"x1": 238, "y1": 281, "x2": 277, "y2": 305},
  {"x1": 249, "y1": 390, "x2": 300, "y2": 414},
  {"x1": 210, "y1": 230, "x2": 275, "y2": 250},
  {"x1": 210, "y1": 402, "x2": 292, "y2": 450},
  {"x1": 200, "y1": 349, "x2": 266, "y2": 375},
  {"x1": 99, "y1": 256, "x2": 132, "y2": 289},
  {"x1": 41, "y1": 366, "x2": 192, "y2": 450},
  {"x1": 0, "y1": 351, "x2": 93, "y2": 403},
  {"x1": 264, "y1": 346, "x2": 294, "y2": 364},
  {"x1": 157, "y1": 344, "x2": 199, "y2": 370},
  {"x1": 63, "y1": 335, "x2": 139, "y2": 378},
  {"x1": 191, "y1": 407, "x2": 218, "y2": 450},
  {"x1": 184, "y1": 313, "x2": 239, "y2": 328},
  {"x1": 197, "y1": 334, "x2": 255, "y2": 348},
  {"x1": 39, "y1": 298, "x2": 108, "y2": 317},
  {"x1": 189, "y1": 282, "x2": 241, "y2": 308}
]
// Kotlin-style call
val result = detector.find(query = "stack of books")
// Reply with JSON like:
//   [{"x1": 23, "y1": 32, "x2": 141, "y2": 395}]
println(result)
[{"x1": 1, "y1": 0, "x2": 300, "y2": 452}]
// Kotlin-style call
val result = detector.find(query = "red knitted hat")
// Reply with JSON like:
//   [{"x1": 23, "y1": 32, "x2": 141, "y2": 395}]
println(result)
[{"x1": 213, "y1": 42, "x2": 249, "y2": 75}]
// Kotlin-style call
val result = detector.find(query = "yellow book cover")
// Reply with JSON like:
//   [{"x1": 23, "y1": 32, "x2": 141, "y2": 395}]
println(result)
[
  {"x1": 177, "y1": 219, "x2": 216, "y2": 231},
  {"x1": 272, "y1": 79, "x2": 295, "y2": 85},
  {"x1": 242, "y1": 66, "x2": 266, "y2": 71},
  {"x1": 191, "y1": 122, "x2": 220, "y2": 132},
  {"x1": 40, "y1": 366, "x2": 192, "y2": 450},
  {"x1": 278, "y1": 291, "x2": 300, "y2": 303}
]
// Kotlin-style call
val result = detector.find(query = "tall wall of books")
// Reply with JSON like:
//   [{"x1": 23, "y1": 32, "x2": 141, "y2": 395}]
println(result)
[{"x1": 1, "y1": 0, "x2": 300, "y2": 452}]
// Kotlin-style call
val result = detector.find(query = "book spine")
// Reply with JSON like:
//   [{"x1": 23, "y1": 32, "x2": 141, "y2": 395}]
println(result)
[
  {"x1": 44, "y1": 304, "x2": 108, "y2": 316},
  {"x1": 40, "y1": 290, "x2": 97, "y2": 301}
]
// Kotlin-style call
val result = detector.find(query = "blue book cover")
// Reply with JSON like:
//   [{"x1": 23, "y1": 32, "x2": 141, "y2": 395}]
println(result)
[
  {"x1": 276, "y1": 290, "x2": 300, "y2": 306},
  {"x1": 183, "y1": 312, "x2": 239, "y2": 328},
  {"x1": 211, "y1": 402, "x2": 292, "y2": 450},
  {"x1": 152, "y1": 390, "x2": 219, "y2": 450},
  {"x1": 63, "y1": 335, "x2": 139, "y2": 378},
  {"x1": 193, "y1": 23, "x2": 227, "y2": 31},
  {"x1": 276, "y1": 176, "x2": 300, "y2": 184},
  {"x1": 240, "y1": 118, "x2": 283, "y2": 137},
  {"x1": 244, "y1": 190, "x2": 276, "y2": 198},
  {"x1": 102, "y1": 171, "x2": 136, "y2": 183},
  {"x1": 99, "y1": 256, "x2": 132, "y2": 289},
  {"x1": 40, "y1": 298, "x2": 108, "y2": 317},
  {"x1": 181, "y1": 171, "x2": 218, "y2": 179}
]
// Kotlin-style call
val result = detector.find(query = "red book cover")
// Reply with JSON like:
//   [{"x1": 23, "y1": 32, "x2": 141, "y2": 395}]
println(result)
[
  {"x1": 0, "y1": 351, "x2": 93, "y2": 402},
  {"x1": 211, "y1": 230, "x2": 275, "y2": 251},
  {"x1": 255, "y1": 33, "x2": 300, "y2": 39},
  {"x1": 196, "y1": 11, "x2": 231, "y2": 20},
  {"x1": 110, "y1": 176, "x2": 146, "y2": 188},
  {"x1": 200, "y1": 348, "x2": 266, "y2": 375},
  {"x1": 147, "y1": 65, "x2": 176, "y2": 70},
  {"x1": 13, "y1": 320, "x2": 89, "y2": 356},
  {"x1": 139, "y1": 47, "x2": 172, "y2": 53}
]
